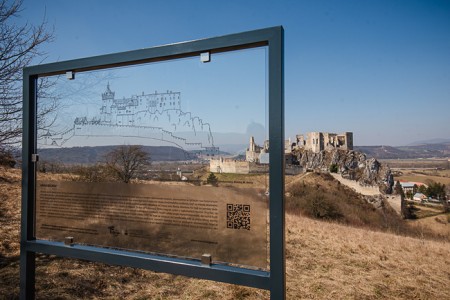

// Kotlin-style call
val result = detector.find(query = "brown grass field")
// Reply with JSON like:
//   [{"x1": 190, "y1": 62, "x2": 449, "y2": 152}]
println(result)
[
  {"x1": 381, "y1": 158, "x2": 450, "y2": 186},
  {"x1": 395, "y1": 170, "x2": 450, "y2": 186},
  {"x1": 1, "y1": 167, "x2": 450, "y2": 299}
]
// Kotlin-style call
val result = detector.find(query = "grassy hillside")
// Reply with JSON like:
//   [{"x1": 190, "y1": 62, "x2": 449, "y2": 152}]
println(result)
[
  {"x1": 1, "y1": 167, "x2": 450, "y2": 299},
  {"x1": 286, "y1": 172, "x2": 450, "y2": 241}
]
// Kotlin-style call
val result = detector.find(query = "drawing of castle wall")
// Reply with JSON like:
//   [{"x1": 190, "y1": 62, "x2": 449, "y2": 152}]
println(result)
[
  {"x1": 100, "y1": 83, "x2": 181, "y2": 126},
  {"x1": 295, "y1": 132, "x2": 353, "y2": 153}
]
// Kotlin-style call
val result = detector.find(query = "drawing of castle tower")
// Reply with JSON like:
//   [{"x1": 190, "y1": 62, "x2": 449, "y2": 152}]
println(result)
[{"x1": 101, "y1": 82, "x2": 115, "y2": 123}]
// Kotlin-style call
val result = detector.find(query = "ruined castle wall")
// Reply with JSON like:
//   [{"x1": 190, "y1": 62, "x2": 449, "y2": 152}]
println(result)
[
  {"x1": 295, "y1": 134, "x2": 305, "y2": 149},
  {"x1": 234, "y1": 161, "x2": 251, "y2": 174},
  {"x1": 344, "y1": 132, "x2": 353, "y2": 150},
  {"x1": 307, "y1": 132, "x2": 323, "y2": 153},
  {"x1": 210, "y1": 159, "x2": 250, "y2": 174},
  {"x1": 210, "y1": 159, "x2": 268, "y2": 174},
  {"x1": 245, "y1": 150, "x2": 260, "y2": 162},
  {"x1": 298, "y1": 131, "x2": 353, "y2": 153},
  {"x1": 248, "y1": 163, "x2": 268, "y2": 173},
  {"x1": 210, "y1": 159, "x2": 222, "y2": 173}
]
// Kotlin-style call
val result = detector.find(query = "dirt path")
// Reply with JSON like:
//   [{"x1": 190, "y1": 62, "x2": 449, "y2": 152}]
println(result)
[
  {"x1": 287, "y1": 172, "x2": 403, "y2": 215},
  {"x1": 329, "y1": 173, "x2": 381, "y2": 196},
  {"x1": 329, "y1": 173, "x2": 403, "y2": 215},
  {"x1": 285, "y1": 172, "x2": 311, "y2": 190}
]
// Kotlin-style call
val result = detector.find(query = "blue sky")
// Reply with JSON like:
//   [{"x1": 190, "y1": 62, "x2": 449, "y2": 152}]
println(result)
[
  {"x1": 19, "y1": 0, "x2": 450, "y2": 146},
  {"x1": 41, "y1": 48, "x2": 266, "y2": 146}
]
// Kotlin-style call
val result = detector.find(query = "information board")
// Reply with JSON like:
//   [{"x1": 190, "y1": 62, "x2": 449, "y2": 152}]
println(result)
[
  {"x1": 36, "y1": 181, "x2": 267, "y2": 268},
  {"x1": 21, "y1": 27, "x2": 285, "y2": 300}
]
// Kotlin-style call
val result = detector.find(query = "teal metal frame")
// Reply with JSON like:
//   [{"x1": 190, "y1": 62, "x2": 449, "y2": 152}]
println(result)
[{"x1": 21, "y1": 26, "x2": 285, "y2": 299}]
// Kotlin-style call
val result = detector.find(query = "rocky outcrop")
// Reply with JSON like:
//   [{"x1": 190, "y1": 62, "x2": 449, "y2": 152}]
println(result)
[{"x1": 292, "y1": 149, "x2": 388, "y2": 188}]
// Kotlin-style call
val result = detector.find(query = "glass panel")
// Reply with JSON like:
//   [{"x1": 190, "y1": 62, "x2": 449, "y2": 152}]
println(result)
[{"x1": 36, "y1": 47, "x2": 269, "y2": 269}]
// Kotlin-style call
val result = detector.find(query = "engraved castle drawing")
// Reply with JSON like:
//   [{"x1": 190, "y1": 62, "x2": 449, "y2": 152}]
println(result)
[{"x1": 40, "y1": 84, "x2": 217, "y2": 154}]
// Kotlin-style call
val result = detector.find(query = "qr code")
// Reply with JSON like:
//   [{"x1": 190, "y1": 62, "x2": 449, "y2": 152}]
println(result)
[{"x1": 227, "y1": 204, "x2": 250, "y2": 230}]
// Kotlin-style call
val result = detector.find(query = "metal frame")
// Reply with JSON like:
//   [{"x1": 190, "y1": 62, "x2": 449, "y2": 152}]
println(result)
[{"x1": 21, "y1": 26, "x2": 284, "y2": 299}]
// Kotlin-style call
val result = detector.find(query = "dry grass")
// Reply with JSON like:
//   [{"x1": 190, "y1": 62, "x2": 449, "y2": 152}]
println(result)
[
  {"x1": 286, "y1": 172, "x2": 450, "y2": 241},
  {"x1": 285, "y1": 214, "x2": 450, "y2": 299},
  {"x1": 287, "y1": 173, "x2": 397, "y2": 232},
  {"x1": 408, "y1": 213, "x2": 450, "y2": 239},
  {"x1": 396, "y1": 173, "x2": 450, "y2": 186},
  {"x1": 1, "y1": 167, "x2": 450, "y2": 299}
]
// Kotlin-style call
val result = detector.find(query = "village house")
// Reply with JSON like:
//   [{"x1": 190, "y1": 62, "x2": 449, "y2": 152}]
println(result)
[{"x1": 413, "y1": 193, "x2": 427, "y2": 202}]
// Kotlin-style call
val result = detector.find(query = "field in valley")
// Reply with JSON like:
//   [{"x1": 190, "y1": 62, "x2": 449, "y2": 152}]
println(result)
[
  {"x1": 379, "y1": 158, "x2": 449, "y2": 170},
  {"x1": 1, "y1": 167, "x2": 450, "y2": 299},
  {"x1": 394, "y1": 170, "x2": 450, "y2": 186},
  {"x1": 380, "y1": 158, "x2": 449, "y2": 185}
]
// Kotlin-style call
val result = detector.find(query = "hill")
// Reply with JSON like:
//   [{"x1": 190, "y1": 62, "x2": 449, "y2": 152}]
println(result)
[
  {"x1": 355, "y1": 145, "x2": 410, "y2": 159},
  {"x1": 286, "y1": 172, "x2": 450, "y2": 240},
  {"x1": 1, "y1": 167, "x2": 450, "y2": 299},
  {"x1": 38, "y1": 145, "x2": 195, "y2": 164},
  {"x1": 355, "y1": 142, "x2": 450, "y2": 159},
  {"x1": 397, "y1": 142, "x2": 450, "y2": 157},
  {"x1": 408, "y1": 138, "x2": 450, "y2": 146}
]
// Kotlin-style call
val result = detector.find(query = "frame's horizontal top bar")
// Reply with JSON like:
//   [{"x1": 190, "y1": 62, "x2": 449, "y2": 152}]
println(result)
[
  {"x1": 24, "y1": 26, "x2": 282, "y2": 78},
  {"x1": 24, "y1": 240, "x2": 271, "y2": 290}
]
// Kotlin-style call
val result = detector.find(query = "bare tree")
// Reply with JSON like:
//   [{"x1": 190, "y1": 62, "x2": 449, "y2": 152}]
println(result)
[
  {"x1": 105, "y1": 145, "x2": 151, "y2": 183},
  {"x1": 0, "y1": 0, "x2": 54, "y2": 146}
]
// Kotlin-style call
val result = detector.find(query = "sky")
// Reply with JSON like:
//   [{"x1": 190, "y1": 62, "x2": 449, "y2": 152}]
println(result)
[
  {"x1": 17, "y1": 0, "x2": 450, "y2": 146},
  {"x1": 36, "y1": 48, "x2": 267, "y2": 151}
]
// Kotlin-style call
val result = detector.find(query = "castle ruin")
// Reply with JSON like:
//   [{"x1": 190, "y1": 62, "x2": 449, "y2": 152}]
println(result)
[
  {"x1": 210, "y1": 136, "x2": 269, "y2": 174},
  {"x1": 295, "y1": 132, "x2": 353, "y2": 153},
  {"x1": 245, "y1": 136, "x2": 269, "y2": 163},
  {"x1": 210, "y1": 132, "x2": 353, "y2": 174}
]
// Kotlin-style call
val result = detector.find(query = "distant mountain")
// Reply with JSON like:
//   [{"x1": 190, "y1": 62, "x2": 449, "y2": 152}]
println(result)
[
  {"x1": 355, "y1": 142, "x2": 450, "y2": 159},
  {"x1": 38, "y1": 146, "x2": 196, "y2": 164},
  {"x1": 354, "y1": 145, "x2": 409, "y2": 159},
  {"x1": 408, "y1": 138, "x2": 450, "y2": 146}
]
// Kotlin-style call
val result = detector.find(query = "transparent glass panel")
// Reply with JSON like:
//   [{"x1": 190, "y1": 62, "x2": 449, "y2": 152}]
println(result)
[{"x1": 36, "y1": 47, "x2": 269, "y2": 269}]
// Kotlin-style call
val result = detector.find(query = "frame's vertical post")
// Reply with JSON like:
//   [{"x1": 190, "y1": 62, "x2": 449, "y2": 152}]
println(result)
[
  {"x1": 20, "y1": 72, "x2": 37, "y2": 300},
  {"x1": 19, "y1": 251, "x2": 35, "y2": 299},
  {"x1": 269, "y1": 27, "x2": 285, "y2": 299}
]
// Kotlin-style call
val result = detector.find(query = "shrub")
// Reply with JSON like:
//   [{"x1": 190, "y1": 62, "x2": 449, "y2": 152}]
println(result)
[
  {"x1": 443, "y1": 200, "x2": 450, "y2": 214},
  {"x1": 38, "y1": 161, "x2": 65, "y2": 173},
  {"x1": 287, "y1": 178, "x2": 342, "y2": 220},
  {"x1": 305, "y1": 193, "x2": 342, "y2": 219},
  {"x1": 424, "y1": 181, "x2": 446, "y2": 200},
  {"x1": 0, "y1": 147, "x2": 15, "y2": 168},
  {"x1": 73, "y1": 164, "x2": 113, "y2": 182},
  {"x1": 329, "y1": 164, "x2": 338, "y2": 173},
  {"x1": 206, "y1": 172, "x2": 218, "y2": 186}
]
